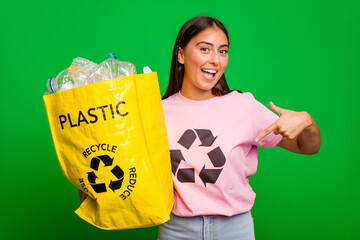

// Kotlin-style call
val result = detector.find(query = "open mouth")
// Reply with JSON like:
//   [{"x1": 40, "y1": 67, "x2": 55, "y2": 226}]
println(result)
[{"x1": 201, "y1": 69, "x2": 218, "y2": 80}]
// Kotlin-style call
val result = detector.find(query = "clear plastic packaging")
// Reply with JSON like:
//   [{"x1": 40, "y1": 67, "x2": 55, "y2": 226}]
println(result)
[
  {"x1": 71, "y1": 57, "x2": 94, "y2": 69},
  {"x1": 45, "y1": 54, "x2": 140, "y2": 94},
  {"x1": 46, "y1": 69, "x2": 77, "y2": 93},
  {"x1": 99, "y1": 53, "x2": 137, "y2": 79},
  {"x1": 68, "y1": 57, "x2": 110, "y2": 85},
  {"x1": 143, "y1": 66, "x2": 152, "y2": 73}
]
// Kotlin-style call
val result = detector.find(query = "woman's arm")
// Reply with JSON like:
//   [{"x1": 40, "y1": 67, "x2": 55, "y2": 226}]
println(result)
[
  {"x1": 276, "y1": 116, "x2": 321, "y2": 154},
  {"x1": 255, "y1": 102, "x2": 321, "y2": 155}
]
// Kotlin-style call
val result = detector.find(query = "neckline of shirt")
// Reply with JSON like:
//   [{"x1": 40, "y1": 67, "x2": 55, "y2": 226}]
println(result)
[{"x1": 176, "y1": 91, "x2": 222, "y2": 104}]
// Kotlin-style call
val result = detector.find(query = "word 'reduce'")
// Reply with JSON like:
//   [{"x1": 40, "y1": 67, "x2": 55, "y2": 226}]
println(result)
[{"x1": 58, "y1": 101, "x2": 128, "y2": 130}]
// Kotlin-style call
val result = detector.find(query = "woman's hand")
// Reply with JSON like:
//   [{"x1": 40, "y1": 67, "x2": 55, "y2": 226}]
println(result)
[
  {"x1": 78, "y1": 189, "x2": 87, "y2": 203},
  {"x1": 255, "y1": 102, "x2": 321, "y2": 155}
]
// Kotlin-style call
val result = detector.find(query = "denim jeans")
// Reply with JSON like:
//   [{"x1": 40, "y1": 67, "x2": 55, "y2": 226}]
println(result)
[{"x1": 158, "y1": 211, "x2": 255, "y2": 240}]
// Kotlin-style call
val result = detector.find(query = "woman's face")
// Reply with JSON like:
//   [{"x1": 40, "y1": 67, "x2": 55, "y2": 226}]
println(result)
[{"x1": 178, "y1": 27, "x2": 229, "y2": 100}]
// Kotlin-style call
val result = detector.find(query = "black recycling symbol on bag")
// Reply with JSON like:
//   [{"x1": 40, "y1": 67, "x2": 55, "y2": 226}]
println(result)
[
  {"x1": 170, "y1": 129, "x2": 226, "y2": 187},
  {"x1": 87, "y1": 155, "x2": 124, "y2": 193}
]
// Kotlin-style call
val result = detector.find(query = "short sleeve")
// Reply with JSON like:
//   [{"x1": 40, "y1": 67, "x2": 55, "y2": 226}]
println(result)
[{"x1": 244, "y1": 92, "x2": 283, "y2": 148}]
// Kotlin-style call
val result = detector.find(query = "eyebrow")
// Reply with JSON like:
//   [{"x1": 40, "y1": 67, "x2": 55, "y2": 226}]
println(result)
[{"x1": 195, "y1": 41, "x2": 229, "y2": 48}]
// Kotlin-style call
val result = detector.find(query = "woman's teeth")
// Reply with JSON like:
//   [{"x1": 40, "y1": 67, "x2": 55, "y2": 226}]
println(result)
[
  {"x1": 202, "y1": 69, "x2": 217, "y2": 74},
  {"x1": 201, "y1": 69, "x2": 217, "y2": 79}
]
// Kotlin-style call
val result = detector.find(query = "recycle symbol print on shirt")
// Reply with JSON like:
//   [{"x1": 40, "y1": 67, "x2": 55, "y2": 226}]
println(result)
[
  {"x1": 87, "y1": 155, "x2": 124, "y2": 193},
  {"x1": 170, "y1": 129, "x2": 226, "y2": 187}
]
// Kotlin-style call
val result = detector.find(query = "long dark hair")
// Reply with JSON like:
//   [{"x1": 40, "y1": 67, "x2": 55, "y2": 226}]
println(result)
[{"x1": 162, "y1": 16, "x2": 241, "y2": 100}]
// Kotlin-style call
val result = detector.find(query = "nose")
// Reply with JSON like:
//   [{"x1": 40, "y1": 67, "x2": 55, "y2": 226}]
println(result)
[{"x1": 209, "y1": 51, "x2": 220, "y2": 65}]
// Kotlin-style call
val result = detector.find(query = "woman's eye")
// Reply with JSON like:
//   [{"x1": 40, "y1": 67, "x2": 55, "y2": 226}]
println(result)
[
  {"x1": 220, "y1": 49, "x2": 228, "y2": 54},
  {"x1": 200, "y1": 47, "x2": 210, "y2": 52}
]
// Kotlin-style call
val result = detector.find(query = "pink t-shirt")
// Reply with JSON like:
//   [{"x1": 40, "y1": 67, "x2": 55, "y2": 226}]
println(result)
[{"x1": 162, "y1": 91, "x2": 282, "y2": 217}]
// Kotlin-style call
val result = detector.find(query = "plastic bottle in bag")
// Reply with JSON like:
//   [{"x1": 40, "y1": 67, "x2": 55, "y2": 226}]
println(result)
[
  {"x1": 99, "y1": 53, "x2": 137, "y2": 79},
  {"x1": 69, "y1": 57, "x2": 112, "y2": 85},
  {"x1": 45, "y1": 55, "x2": 137, "y2": 94},
  {"x1": 69, "y1": 57, "x2": 100, "y2": 85},
  {"x1": 71, "y1": 57, "x2": 94, "y2": 69},
  {"x1": 44, "y1": 78, "x2": 55, "y2": 95},
  {"x1": 46, "y1": 69, "x2": 77, "y2": 93}
]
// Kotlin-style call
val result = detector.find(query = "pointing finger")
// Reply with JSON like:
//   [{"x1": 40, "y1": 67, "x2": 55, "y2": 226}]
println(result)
[{"x1": 255, "y1": 122, "x2": 277, "y2": 143}]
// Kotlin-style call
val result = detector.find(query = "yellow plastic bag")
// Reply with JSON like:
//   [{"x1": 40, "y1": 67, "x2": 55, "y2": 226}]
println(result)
[{"x1": 43, "y1": 72, "x2": 174, "y2": 230}]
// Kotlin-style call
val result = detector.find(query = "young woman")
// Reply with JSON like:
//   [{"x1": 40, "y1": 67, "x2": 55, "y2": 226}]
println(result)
[
  {"x1": 78, "y1": 16, "x2": 320, "y2": 239},
  {"x1": 157, "y1": 16, "x2": 321, "y2": 240}
]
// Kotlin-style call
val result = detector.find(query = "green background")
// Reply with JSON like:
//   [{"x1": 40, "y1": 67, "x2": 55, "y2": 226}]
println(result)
[{"x1": 1, "y1": 0, "x2": 359, "y2": 239}]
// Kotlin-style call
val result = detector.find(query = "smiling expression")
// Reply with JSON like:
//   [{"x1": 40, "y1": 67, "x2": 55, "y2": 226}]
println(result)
[{"x1": 178, "y1": 27, "x2": 229, "y2": 100}]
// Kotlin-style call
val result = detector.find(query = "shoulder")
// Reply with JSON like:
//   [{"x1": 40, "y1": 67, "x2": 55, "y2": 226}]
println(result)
[
  {"x1": 161, "y1": 92, "x2": 178, "y2": 111},
  {"x1": 162, "y1": 92, "x2": 177, "y2": 103},
  {"x1": 222, "y1": 90, "x2": 255, "y2": 102}
]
